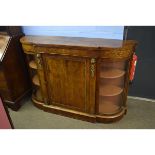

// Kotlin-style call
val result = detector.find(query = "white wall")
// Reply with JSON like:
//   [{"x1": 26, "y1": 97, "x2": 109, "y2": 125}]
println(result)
[{"x1": 22, "y1": 26, "x2": 124, "y2": 40}]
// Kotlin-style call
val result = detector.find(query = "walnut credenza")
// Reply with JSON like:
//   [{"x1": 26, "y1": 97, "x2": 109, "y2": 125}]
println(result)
[{"x1": 20, "y1": 36, "x2": 137, "y2": 123}]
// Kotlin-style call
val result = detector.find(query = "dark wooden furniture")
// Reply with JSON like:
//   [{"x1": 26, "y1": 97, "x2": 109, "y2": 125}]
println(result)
[
  {"x1": 0, "y1": 27, "x2": 31, "y2": 110},
  {"x1": 20, "y1": 36, "x2": 137, "y2": 123}
]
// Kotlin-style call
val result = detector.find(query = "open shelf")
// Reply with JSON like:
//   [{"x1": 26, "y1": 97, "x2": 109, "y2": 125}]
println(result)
[
  {"x1": 32, "y1": 75, "x2": 40, "y2": 86},
  {"x1": 99, "y1": 85, "x2": 123, "y2": 97},
  {"x1": 100, "y1": 61, "x2": 126, "y2": 70},
  {"x1": 99, "y1": 101, "x2": 120, "y2": 114},
  {"x1": 29, "y1": 60, "x2": 37, "y2": 69},
  {"x1": 100, "y1": 69, "x2": 125, "y2": 79},
  {"x1": 32, "y1": 89, "x2": 43, "y2": 103},
  {"x1": 35, "y1": 89, "x2": 43, "y2": 101}
]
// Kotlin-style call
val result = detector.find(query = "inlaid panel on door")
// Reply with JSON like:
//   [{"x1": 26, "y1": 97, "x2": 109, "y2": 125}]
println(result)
[{"x1": 43, "y1": 55, "x2": 90, "y2": 112}]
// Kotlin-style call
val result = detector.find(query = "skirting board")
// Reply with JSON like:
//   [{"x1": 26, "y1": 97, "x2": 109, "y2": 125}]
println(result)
[{"x1": 128, "y1": 96, "x2": 155, "y2": 103}]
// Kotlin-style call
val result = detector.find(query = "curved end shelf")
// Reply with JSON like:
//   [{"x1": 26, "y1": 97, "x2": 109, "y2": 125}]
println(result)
[
  {"x1": 96, "y1": 107, "x2": 126, "y2": 123},
  {"x1": 29, "y1": 60, "x2": 37, "y2": 69},
  {"x1": 35, "y1": 89, "x2": 43, "y2": 102},
  {"x1": 99, "y1": 85, "x2": 123, "y2": 97},
  {"x1": 32, "y1": 89, "x2": 43, "y2": 103},
  {"x1": 100, "y1": 69, "x2": 125, "y2": 79},
  {"x1": 32, "y1": 94, "x2": 44, "y2": 105},
  {"x1": 99, "y1": 101, "x2": 120, "y2": 114},
  {"x1": 32, "y1": 75, "x2": 40, "y2": 86}
]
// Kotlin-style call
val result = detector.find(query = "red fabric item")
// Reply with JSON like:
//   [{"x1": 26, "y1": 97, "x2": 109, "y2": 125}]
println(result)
[
  {"x1": 130, "y1": 53, "x2": 137, "y2": 82},
  {"x1": 0, "y1": 98, "x2": 12, "y2": 129}
]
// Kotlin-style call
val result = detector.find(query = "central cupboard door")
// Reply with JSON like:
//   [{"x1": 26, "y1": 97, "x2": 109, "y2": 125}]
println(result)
[{"x1": 43, "y1": 54, "x2": 94, "y2": 113}]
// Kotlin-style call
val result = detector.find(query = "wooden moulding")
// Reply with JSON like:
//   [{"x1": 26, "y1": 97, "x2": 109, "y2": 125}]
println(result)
[
  {"x1": 31, "y1": 98, "x2": 126, "y2": 123},
  {"x1": 32, "y1": 75, "x2": 40, "y2": 86},
  {"x1": 29, "y1": 60, "x2": 37, "y2": 69},
  {"x1": 20, "y1": 36, "x2": 137, "y2": 59},
  {"x1": 96, "y1": 107, "x2": 126, "y2": 123}
]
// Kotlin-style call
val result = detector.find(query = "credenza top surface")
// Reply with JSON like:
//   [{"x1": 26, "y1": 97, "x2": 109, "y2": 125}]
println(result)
[{"x1": 20, "y1": 36, "x2": 137, "y2": 50}]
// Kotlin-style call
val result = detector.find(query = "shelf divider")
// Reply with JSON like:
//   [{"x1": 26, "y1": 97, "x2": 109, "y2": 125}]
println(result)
[
  {"x1": 99, "y1": 85, "x2": 123, "y2": 97},
  {"x1": 32, "y1": 75, "x2": 40, "y2": 86},
  {"x1": 100, "y1": 69, "x2": 125, "y2": 79},
  {"x1": 29, "y1": 60, "x2": 37, "y2": 69}
]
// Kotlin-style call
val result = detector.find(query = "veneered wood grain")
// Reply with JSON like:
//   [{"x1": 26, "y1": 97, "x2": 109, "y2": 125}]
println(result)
[
  {"x1": 20, "y1": 35, "x2": 137, "y2": 50},
  {"x1": 44, "y1": 55, "x2": 89, "y2": 112}
]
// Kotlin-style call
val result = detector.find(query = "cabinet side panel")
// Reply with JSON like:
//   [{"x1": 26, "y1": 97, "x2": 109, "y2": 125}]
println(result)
[{"x1": 44, "y1": 55, "x2": 88, "y2": 112}]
